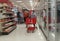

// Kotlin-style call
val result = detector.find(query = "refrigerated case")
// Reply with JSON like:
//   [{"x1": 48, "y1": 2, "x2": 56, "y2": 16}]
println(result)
[
  {"x1": 56, "y1": 1, "x2": 60, "y2": 41},
  {"x1": 38, "y1": 0, "x2": 57, "y2": 41},
  {"x1": 39, "y1": 0, "x2": 60, "y2": 41}
]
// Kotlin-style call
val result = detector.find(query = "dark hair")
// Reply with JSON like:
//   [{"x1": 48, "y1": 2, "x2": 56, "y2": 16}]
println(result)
[{"x1": 22, "y1": 9, "x2": 29, "y2": 12}]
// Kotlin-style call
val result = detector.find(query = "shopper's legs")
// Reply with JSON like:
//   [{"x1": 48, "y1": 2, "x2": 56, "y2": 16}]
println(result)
[
  {"x1": 18, "y1": 18, "x2": 20, "y2": 24},
  {"x1": 24, "y1": 17, "x2": 26, "y2": 22}
]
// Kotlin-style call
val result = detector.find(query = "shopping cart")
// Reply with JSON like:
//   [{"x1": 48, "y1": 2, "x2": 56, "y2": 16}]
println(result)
[{"x1": 26, "y1": 15, "x2": 36, "y2": 33}]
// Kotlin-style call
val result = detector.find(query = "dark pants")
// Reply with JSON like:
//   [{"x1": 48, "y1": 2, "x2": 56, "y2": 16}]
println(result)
[
  {"x1": 24, "y1": 17, "x2": 27, "y2": 22},
  {"x1": 18, "y1": 18, "x2": 20, "y2": 23}
]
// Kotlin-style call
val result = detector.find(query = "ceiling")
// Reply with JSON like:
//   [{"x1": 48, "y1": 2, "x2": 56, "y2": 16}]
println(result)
[{"x1": 10, "y1": 0, "x2": 40, "y2": 10}]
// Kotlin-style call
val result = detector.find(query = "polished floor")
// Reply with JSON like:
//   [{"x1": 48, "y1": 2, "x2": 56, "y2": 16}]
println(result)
[{"x1": 0, "y1": 24, "x2": 46, "y2": 41}]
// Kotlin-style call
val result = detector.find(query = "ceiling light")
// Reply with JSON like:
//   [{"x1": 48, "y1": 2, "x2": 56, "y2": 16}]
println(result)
[
  {"x1": 29, "y1": 0, "x2": 33, "y2": 3},
  {"x1": 16, "y1": 1, "x2": 22, "y2": 2},
  {"x1": 29, "y1": 0, "x2": 33, "y2": 6}
]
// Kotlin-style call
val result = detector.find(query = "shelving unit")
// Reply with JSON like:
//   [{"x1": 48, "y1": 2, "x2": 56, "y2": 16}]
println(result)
[{"x1": 0, "y1": 3, "x2": 17, "y2": 35}]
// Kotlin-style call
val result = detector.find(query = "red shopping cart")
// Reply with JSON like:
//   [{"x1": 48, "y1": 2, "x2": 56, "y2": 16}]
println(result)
[{"x1": 26, "y1": 15, "x2": 36, "y2": 33}]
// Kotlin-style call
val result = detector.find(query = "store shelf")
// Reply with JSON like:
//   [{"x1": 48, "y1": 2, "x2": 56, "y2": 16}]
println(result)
[
  {"x1": 3, "y1": 12, "x2": 14, "y2": 15},
  {"x1": 2, "y1": 26, "x2": 16, "y2": 35},
  {"x1": 4, "y1": 9, "x2": 13, "y2": 12},
  {"x1": 3, "y1": 13, "x2": 13, "y2": 15},
  {"x1": 3, "y1": 6, "x2": 13, "y2": 9},
  {"x1": 3, "y1": 22, "x2": 16, "y2": 29},
  {"x1": 0, "y1": 7, "x2": 3, "y2": 9},
  {"x1": 3, "y1": 17, "x2": 15, "y2": 19},
  {"x1": 0, "y1": 3, "x2": 17, "y2": 35},
  {"x1": 2, "y1": 20, "x2": 14, "y2": 24}
]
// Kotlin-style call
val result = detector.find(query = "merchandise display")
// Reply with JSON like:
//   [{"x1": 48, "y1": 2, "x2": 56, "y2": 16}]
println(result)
[{"x1": 0, "y1": 3, "x2": 17, "y2": 35}]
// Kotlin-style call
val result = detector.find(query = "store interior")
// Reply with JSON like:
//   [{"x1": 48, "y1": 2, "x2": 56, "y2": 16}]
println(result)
[
  {"x1": 0, "y1": 0, "x2": 60, "y2": 41},
  {"x1": 0, "y1": 0, "x2": 46, "y2": 41}
]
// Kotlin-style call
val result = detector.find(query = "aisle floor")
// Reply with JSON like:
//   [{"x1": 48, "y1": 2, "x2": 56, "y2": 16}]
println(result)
[{"x1": 0, "y1": 24, "x2": 46, "y2": 41}]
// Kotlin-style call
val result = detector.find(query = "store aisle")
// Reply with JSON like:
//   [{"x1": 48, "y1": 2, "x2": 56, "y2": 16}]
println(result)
[{"x1": 0, "y1": 24, "x2": 46, "y2": 41}]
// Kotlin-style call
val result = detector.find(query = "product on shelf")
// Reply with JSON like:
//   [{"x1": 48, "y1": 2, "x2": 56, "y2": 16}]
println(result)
[{"x1": 0, "y1": 3, "x2": 17, "y2": 35}]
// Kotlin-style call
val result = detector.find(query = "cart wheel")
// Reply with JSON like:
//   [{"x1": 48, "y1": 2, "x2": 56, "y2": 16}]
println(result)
[
  {"x1": 32, "y1": 30, "x2": 35, "y2": 33},
  {"x1": 27, "y1": 30, "x2": 29, "y2": 33}
]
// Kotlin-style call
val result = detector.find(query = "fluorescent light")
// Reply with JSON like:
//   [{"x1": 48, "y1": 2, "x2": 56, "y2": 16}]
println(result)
[
  {"x1": 29, "y1": 0, "x2": 33, "y2": 6},
  {"x1": 29, "y1": 0, "x2": 34, "y2": 10},
  {"x1": 16, "y1": 1, "x2": 22, "y2": 2},
  {"x1": 29, "y1": 0, "x2": 32, "y2": 3}
]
